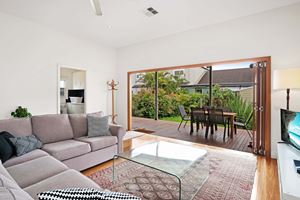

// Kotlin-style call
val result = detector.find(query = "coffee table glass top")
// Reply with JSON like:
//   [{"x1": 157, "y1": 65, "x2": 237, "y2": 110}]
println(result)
[
  {"x1": 116, "y1": 141, "x2": 209, "y2": 200},
  {"x1": 119, "y1": 141, "x2": 207, "y2": 178}
]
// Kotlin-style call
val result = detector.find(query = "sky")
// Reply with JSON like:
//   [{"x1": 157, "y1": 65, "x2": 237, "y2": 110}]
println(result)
[{"x1": 213, "y1": 62, "x2": 253, "y2": 71}]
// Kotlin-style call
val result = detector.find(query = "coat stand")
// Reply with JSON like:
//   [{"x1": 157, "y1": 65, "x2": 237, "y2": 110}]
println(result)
[{"x1": 107, "y1": 80, "x2": 119, "y2": 124}]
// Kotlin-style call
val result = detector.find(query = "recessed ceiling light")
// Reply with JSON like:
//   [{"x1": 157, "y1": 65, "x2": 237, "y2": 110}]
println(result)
[{"x1": 144, "y1": 7, "x2": 159, "y2": 17}]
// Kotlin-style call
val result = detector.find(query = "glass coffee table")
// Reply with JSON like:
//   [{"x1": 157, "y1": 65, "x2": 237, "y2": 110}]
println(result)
[{"x1": 113, "y1": 141, "x2": 209, "y2": 200}]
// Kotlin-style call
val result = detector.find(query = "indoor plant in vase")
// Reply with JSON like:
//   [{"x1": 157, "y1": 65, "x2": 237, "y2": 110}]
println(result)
[{"x1": 11, "y1": 106, "x2": 32, "y2": 118}]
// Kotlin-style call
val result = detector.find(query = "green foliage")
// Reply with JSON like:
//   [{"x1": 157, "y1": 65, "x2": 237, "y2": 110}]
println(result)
[
  {"x1": 11, "y1": 106, "x2": 32, "y2": 118},
  {"x1": 178, "y1": 93, "x2": 208, "y2": 112},
  {"x1": 132, "y1": 90, "x2": 155, "y2": 118},
  {"x1": 212, "y1": 84, "x2": 235, "y2": 108},
  {"x1": 158, "y1": 89, "x2": 179, "y2": 117},
  {"x1": 160, "y1": 116, "x2": 183, "y2": 123},
  {"x1": 139, "y1": 72, "x2": 188, "y2": 94},
  {"x1": 132, "y1": 89, "x2": 208, "y2": 118},
  {"x1": 132, "y1": 89, "x2": 180, "y2": 118},
  {"x1": 227, "y1": 95, "x2": 253, "y2": 129}
]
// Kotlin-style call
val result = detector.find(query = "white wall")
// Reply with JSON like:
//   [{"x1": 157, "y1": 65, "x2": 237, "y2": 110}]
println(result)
[
  {"x1": 116, "y1": 3, "x2": 300, "y2": 158},
  {"x1": 0, "y1": 12, "x2": 116, "y2": 118}
]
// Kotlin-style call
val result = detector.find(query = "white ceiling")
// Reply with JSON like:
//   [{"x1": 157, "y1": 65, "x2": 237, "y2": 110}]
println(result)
[{"x1": 0, "y1": 0, "x2": 299, "y2": 48}]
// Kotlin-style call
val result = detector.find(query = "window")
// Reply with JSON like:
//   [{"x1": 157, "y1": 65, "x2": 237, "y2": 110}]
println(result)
[
  {"x1": 174, "y1": 70, "x2": 185, "y2": 77},
  {"x1": 136, "y1": 73, "x2": 144, "y2": 79},
  {"x1": 135, "y1": 73, "x2": 145, "y2": 83}
]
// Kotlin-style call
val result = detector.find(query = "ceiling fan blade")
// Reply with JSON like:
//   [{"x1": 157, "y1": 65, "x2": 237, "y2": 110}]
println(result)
[{"x1": 90, "y1": 0, "x2": 102, "y2": 16}]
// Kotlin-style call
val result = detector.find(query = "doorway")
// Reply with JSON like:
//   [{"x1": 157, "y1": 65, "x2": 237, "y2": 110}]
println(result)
[
  {"x1": 58, "y1": 66, "x2": 86, "y2": 114},
  {"x1": 127, "y1": 57, "x2": 271, "y2": 157}
]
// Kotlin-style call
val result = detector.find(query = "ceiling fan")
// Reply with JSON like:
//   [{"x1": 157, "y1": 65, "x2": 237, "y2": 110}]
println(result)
[{"x1": 90, "y1": 0, "x2": 102, "y2": 16}]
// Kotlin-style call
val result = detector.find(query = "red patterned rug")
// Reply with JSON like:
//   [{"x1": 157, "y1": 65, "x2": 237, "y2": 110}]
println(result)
[{"x1": 88, "y1": 149, "x2": 256, "y2": 200}]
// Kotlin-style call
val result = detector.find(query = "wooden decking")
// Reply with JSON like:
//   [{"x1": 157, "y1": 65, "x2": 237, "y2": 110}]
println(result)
[{"x1": 132, "y1": 117, "x2": 252, "y2": 153}]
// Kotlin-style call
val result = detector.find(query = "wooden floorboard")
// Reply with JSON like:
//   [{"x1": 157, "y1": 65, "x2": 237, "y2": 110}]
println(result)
[
  {"x1": 83, "y1": 134, "x2": 279, "y2": 200},
  {"x1": 132, "y1": 117, "x2": 253, "y2": 153}
]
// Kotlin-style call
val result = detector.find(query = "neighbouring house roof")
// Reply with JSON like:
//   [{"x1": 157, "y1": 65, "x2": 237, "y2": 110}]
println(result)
[
  {"x1": 199, "y1": 68, "x2": 254, "y2": 85},
  {"x1": 181, "y1": 68, "x2": 254, "y2": 88}
]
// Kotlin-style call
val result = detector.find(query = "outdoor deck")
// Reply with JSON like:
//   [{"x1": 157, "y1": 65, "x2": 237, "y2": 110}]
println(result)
[{"x1": 132, "y1": 117, "x2": 252, "y2": 153}]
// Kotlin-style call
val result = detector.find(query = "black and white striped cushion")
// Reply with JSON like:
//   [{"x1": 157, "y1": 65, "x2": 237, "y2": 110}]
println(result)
[{"x1": 38, "y1": 188, "x2": 141, "y2": 200}]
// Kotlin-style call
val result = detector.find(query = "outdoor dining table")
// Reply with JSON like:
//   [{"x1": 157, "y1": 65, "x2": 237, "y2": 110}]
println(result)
[{"x1": 190, "y1": 110, "x2": 237, "y2": 138}]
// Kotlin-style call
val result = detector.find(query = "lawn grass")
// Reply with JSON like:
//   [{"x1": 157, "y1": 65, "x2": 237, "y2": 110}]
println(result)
[
  {"x1": 160, "y1": 116, "x2": 182, "y2": 123},
  {"x1": 160, "y1": 116, "x2": 224, "y2": 128}
]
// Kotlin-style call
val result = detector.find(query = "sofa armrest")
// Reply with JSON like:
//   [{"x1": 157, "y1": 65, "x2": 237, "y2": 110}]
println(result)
[{"x1": 109, "y1": 124, "x2": 126, "y2": 154}]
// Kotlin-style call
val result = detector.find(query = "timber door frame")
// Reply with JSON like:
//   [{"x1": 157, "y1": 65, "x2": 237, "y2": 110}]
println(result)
[{"x1": 127, "y1": 56, "x2": 271, "y2": 157}]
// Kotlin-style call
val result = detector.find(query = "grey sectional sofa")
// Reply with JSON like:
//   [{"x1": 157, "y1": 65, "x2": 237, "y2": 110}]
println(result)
[{"x1": 0, "y1": 114, "x2": 126, "y2": 200}]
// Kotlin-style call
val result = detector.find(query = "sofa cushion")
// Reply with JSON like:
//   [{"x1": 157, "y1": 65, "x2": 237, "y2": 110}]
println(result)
[
  {"x1": 3, "y1": 149, "x2": 49, "y2": 168},
  {"x1": 76, "y1": 136, "x2": 117, "y2": 151},
  {"x1": 24, "y1": 169, "x2": 101, "y2": 200},
  {"x1": 42, "y1": 140, "x2": 91, "y2": 161},
  {"x1": 68, "y1": 114, "x2": 88, "y2": 138},
  {"x1": 6, "y1": 156, "x2": 68, "y2": 188},
  {"x1": 68, "y1": 112, "x2": 104, "y2": 138},
  {"x1": 62, "y1": 145, "x2": 117, "y2": 171},
  {"x1": 9, "y1": 135, "x2": 43, "y2": 156},
  {"x1": 0, "y1": 118, "x2": 32, "y2": 137},
  {"x1": 0, "y1": 160, "x2": 16, "y2": 184},
  {"x1": 31, "y1": 114, "x2": 74, "y2": 144},
  {"x1": 0, "y1": 174, "x2": 33, "y2": 200},
  {"x1": 0, "y1": 187, "x2": 33, "y2": 200}
]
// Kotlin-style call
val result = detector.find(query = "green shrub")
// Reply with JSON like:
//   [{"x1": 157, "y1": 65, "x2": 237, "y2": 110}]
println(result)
[
  {"x1": 212, "y1": 84, "x2": 235, "y2": 108},
  {"x1": 132, "y1": 89, "x2": 208, "y2": 118},
  {"x1": 227, "y1": 95, "x2": 253, "y2": 129},
  {"x1": 132, "y1": 89, "x2": 155, "y2": 118},
  {"x1": 178, "y1": 93, "x2": 208, "y2": 113}
]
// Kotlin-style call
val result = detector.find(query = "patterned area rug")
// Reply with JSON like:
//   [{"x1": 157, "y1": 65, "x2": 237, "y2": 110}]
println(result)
[{"x1": 89, "y1": 149, "x2": 256, "y2": 200}]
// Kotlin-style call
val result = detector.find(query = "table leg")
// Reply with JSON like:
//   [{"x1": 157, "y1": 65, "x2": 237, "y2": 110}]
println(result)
[
  {"x1": 178, "y1": 177, "x2": 182, "y2": 200},
  {"x1": 190, "y1": 119, "x2": 194, "y2": 135},
  {"x1": 112, "y1": 155, "x2": 118, "y2": 182},
  {"x1": 230, "y1": 116, "x2": 234, "y2": 138}
]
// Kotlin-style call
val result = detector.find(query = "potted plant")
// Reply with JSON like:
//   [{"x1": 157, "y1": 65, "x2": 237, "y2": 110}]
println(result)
[{"x1": 11, "y1": 106, "x2": 32, "y2": 118}]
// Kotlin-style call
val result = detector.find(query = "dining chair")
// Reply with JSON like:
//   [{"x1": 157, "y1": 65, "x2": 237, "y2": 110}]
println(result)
[
  {"x1": 178, "y1": 105, "x2": 190, "y2": 130},
  {"x1": 190, "y1": 107, "x2": 208, "y2": 134},
  {"x1": 207, "y1": 108, "x2": 228, "y2": 141},
  {"x1": 217, "y1": 107, "x2": 231, "y2": 132},
  {"x1": 202, "y1": 106, "x2": 215, "y2": 130},
  {"x1": 233, "y1": 110, "x2": 253, "y2": 147}
]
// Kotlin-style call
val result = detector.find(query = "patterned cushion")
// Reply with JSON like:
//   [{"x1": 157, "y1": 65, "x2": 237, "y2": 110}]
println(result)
[
  {"x1": 9, "y1": 135, "x2": 43, "y2": 156},
  {"x1": 87, "y1": 115, "x2": 111, "y2": 137},
  {"x1": 38, "y1": 188, "x2": 141, "y2": 200}
]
